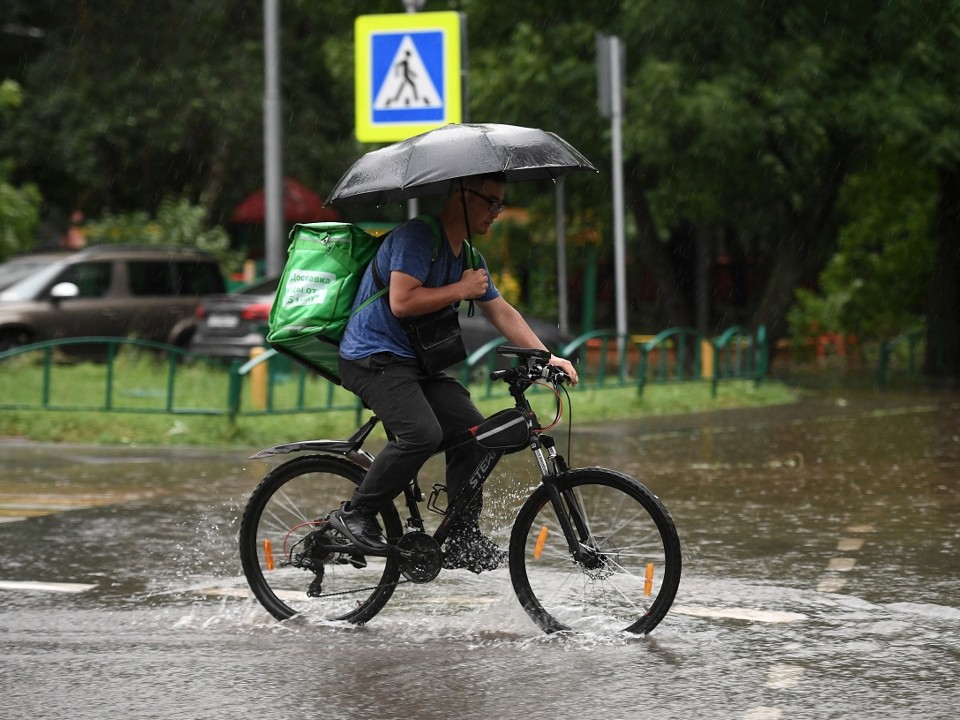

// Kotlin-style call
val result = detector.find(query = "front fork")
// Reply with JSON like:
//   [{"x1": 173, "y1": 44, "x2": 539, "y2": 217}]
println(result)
[{"x1": 532, "y1": 435, "x2": 594, "y2": 564}]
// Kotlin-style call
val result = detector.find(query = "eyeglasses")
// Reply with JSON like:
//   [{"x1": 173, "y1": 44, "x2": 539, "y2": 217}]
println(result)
[{"x1": 466, "y1": 188, "x2": 507, "y2": 215}]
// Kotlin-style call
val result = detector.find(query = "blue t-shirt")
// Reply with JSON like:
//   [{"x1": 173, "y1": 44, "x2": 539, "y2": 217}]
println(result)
[{"x1": 339, "y1": 216, "x2": 500, "y2": 360}]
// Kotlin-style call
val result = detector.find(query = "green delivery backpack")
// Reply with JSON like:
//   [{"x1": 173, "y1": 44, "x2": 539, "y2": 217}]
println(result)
[{"x1": 266, "y1": 216, "x2": 441, "y2": 384}]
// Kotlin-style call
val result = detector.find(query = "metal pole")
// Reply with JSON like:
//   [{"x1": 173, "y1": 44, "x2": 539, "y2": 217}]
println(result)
[
  {"x1": 555, "y1": 177, "x2": 569, "y2": 335},
  {"x1": 403, "y1": 0, "x2": 426, "y2": 220},
  {"x1": 263, "y1": 0, "x2": 284, "y2": 278},
  {"x1": 610, "y1": 37, "x2": 628, "y2": 347}
]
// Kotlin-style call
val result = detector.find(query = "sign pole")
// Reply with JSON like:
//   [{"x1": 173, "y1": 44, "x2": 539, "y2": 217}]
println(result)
[
  {"x1": 555, "y1": 177, "x2": 569, "y2": 335},
  {"x1": 610, "y1": 37, "x2": 628, "y2": 349},
  {"x1": 597, "y1": 34, "x2": 628, "y2": 349},
  {"x1": 403, "y1": 1, "x2": 423, "y2": 220},
  {"x1": 263, "y1": 0, "x2": 284, "y2": 278}
]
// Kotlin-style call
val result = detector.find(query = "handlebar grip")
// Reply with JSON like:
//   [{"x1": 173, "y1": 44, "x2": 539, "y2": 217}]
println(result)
[
  {"x1": 489, "y1": 369, "x2": 511, "y2": 382},
  {"x1": 553, "y1": 370, "x2": 571, "y2": 384}
]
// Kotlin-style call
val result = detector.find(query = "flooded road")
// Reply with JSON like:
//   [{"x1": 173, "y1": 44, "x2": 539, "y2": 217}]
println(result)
[{"x1": 1, "y1": 390, "x2": 958, "y2": 719}]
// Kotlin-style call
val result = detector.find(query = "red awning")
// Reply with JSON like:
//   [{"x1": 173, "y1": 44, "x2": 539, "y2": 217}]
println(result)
[{"x1": 230, "y1": 178, "x2": 340, "y2": 224}]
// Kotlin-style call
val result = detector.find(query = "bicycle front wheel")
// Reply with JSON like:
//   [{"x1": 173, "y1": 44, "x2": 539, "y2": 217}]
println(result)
[
  {"x1": 509, "y1": 468, "x2": 681, "y2": 635},
  {"x1": 239, "y1": 454, "x2": 402, "y2": 625}
]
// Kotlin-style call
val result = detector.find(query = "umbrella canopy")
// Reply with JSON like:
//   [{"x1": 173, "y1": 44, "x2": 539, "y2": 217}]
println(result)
[
  {"x1": 326, "y1": 123, "x2": 596, "y2": 206},
  {"x1": 231, "y1": 178, "x2": 340, "y2": 224}
]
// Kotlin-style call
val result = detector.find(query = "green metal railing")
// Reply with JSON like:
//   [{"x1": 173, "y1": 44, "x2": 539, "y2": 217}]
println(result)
[
  {"x1": 711, "y1": 325, "x2": 768, "y2": 397},
  {"x1": 876, "y1": 328, "x2": 927, "y2": 389},
  {"x1": 0, "y1": 337, "x2": 227, "y2": 415},
  {"x1": 635, "y1": 325, "x2": 767, "y2": 397},
  {"x1": 0, "y1": 326, "x2": 771, "y2": 417},
  {"x1": 637, "y1": 327, "x2": 703, "y2": 394}
]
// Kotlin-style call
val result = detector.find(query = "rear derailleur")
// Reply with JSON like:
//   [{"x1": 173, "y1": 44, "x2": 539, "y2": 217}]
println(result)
[{"x1": 289, "y1": 518, "x2": 366, "y2": 597}]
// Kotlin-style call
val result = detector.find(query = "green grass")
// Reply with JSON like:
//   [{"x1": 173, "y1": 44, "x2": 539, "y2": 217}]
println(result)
[
  {"x1": 1, "y1": 384, "x2": 797, "y2": 448},
  {"x1": 0, "y1": 349, "x2": 797, "y2": 448}
]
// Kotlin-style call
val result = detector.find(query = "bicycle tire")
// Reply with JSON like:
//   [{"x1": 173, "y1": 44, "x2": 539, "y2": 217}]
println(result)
[
  {"x1": 239, "y1": 454, "x2": 403, "y2": 625},
  {"x1": 509, "y1": 467, "x2": 681, "y2": 635}
]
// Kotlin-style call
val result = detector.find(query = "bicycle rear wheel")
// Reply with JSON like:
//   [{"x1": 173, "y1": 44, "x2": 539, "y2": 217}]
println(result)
[
  {"x1": 239, "y1": 454, "x2": 402, "y2": 625},
  {"x1": 509, "y1": 468, "x2": 681, "y2": 635}
]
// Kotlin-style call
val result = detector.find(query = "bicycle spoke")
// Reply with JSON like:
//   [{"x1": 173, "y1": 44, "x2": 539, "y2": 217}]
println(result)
[
  {"x1": 239, "y1": 455, "x2": 403, "y2": 625},
  {"x1": 510, "y1": 469, "x2": 681, "y2": 635}
]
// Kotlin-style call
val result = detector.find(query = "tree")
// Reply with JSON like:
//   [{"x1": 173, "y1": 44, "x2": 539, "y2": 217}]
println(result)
[
  {"x1": 465, "y1": 1, "x2": 876, "y2": 338},
  {"x1": 844, "y1": 0, "x2": 960, "y2": 376},
  {"x1": 0, "y1": 1, "x2": 394, "y2": 228},
  {"x1": 787, "y1": 150, "x2": 937, "y2": 343},
  {"x1": 0, "y1": 79, "x2": 41, "y2": 261},
  {"x1": 618, "y1": 1, "x2": 891, "y2": 338}
]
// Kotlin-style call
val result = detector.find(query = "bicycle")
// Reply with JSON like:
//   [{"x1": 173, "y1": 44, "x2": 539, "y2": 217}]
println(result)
[{"x1": 239, "y1": 346, "x2": 682, "y2": 635}]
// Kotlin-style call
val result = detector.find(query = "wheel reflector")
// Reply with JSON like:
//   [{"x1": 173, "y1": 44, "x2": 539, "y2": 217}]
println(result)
[
  {"x1": 644, "y1": 562, "x2": 654, "y2": 596},
  {"x1": 534, "y1": 526, "x2": 548, "y2": 559},
  {"x1": 264, "y1": 538, "x2": 275, "y2": 571}
]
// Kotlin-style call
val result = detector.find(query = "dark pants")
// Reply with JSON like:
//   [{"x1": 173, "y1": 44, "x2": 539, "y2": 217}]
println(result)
[{"x1": 339, "y1": 352, "x2": 491, "y2": 517}]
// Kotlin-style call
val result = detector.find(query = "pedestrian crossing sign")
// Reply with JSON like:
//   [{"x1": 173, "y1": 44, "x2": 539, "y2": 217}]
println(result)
[{"x1": 355, "y1": 12, "x2": 463, "y2": 143}]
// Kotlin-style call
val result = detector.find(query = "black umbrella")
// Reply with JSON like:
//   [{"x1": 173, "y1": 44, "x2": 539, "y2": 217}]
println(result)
[{"x1": 326, "y1": 123, "x2": 596, "y2": 206}]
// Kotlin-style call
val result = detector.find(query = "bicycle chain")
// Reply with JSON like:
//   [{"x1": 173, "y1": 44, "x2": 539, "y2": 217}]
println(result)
[{"x1": 310, "y1": 577, "x2": 411, "y2": 599}]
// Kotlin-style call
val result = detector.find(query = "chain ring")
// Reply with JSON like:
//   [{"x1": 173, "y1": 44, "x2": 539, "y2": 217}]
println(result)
[{"x1": 396, "y1": 532, "x2": 442, "y2": 583}]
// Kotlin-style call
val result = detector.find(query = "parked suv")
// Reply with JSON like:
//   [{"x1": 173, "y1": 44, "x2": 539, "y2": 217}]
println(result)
[{"x1": 0, "y1": 245, "x2": 226, "y2": 352}]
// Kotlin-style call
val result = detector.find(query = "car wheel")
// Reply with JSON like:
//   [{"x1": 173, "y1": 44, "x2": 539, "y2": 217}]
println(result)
[{"x1": 0, "y1": 328, "x2": 32, "y2": 353}]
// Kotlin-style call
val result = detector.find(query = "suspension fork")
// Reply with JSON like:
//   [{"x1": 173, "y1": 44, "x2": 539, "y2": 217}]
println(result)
[{"x1": 532, "y1": 435, "x2": 593, "y2": 563}]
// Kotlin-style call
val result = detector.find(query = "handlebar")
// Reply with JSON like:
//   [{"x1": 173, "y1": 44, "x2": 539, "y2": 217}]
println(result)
[{"x1": 489, "y1": 346, "x2": 571, "y2": 387}]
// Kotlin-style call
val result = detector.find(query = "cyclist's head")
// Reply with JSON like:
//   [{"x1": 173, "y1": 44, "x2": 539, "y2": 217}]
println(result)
[{"x1": 452, "y1": 173, "x2": 506, "y2": 220}]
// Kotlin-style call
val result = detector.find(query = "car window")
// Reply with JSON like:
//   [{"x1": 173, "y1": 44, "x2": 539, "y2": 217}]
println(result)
[
  {"x1": 0, "y1": 261, "x2": 65, "y2": 301},
  {"x1": 128, "y1": 261, "x2": 175, "y2": 296},
  {"x1": 58, "y1": 262, "x2": 112, "y2": 298},
  {"x1": 0, "y1": 259, "x2": 54, "y2": 292},
  {"x1": 175, "y1": 261, "x2": 226, "y2": 295}
]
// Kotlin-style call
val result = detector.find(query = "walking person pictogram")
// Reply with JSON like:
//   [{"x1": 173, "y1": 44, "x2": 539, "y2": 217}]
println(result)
[
  {"x1": 386, "y1": 49, "x2": 431, "y2": 107},
  {"x1": 388, "y1": 51, "x2": 416, "y2": 105}
]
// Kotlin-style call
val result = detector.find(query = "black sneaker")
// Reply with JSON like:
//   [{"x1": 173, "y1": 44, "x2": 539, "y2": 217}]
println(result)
[
  {"x1": 442, "y1": 524, "x2": 506, "y2": 574},
  {"x1": 328, "y1": 503, "x2": 389, "y2": 553}
]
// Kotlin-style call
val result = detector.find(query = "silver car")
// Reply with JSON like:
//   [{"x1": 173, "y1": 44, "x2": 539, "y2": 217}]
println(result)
[{"x1": 0, "y1": 245, "x2": 226, "y2": 352}]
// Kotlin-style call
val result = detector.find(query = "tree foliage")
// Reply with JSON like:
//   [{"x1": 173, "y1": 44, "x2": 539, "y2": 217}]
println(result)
[
  {"x1": 788, "y1": 150, "x2": 937, "y2": 341},
  {"x1": 0, "y1": 79, "x2": 42, "y2": 261},
  {"x1": 84, "y1": 198, "x2": 236, "y2": 270}
]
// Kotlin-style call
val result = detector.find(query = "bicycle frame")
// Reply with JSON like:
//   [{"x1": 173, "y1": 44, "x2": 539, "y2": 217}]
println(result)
[{"x1": 249, "y1": 347, "x2": 588, "y2": 561}]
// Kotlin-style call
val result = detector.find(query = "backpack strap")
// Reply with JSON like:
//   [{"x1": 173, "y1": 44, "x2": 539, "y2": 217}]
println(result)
[
  {"x1": 362, "y1": 215, "x2": 444, "y2": 313},
  {"x1": 419, "y1": 213, "x2": 480, "y2": 316}
]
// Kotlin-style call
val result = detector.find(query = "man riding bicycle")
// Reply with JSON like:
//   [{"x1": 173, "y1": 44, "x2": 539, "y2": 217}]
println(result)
[{"x1": 329, "y1": 172, "x2": 578, "y2": 573}]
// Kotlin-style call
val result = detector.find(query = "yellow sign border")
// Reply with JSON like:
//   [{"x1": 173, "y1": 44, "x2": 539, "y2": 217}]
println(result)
[{"x1": 355, "y1": 12, "x2": 463, "y2": 143}]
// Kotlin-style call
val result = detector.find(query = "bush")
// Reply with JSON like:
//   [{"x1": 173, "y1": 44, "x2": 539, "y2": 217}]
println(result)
[
  {"x1": 0, "y1": 82, "x2": 42, "y2": 262},
  {"x1": 84, "y1": 197, "x2": 239, "y2": 271}
]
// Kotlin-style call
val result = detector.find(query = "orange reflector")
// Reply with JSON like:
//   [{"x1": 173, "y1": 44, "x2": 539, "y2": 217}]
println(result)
[
  {"x1": 264, "y1": 538, "x2": 275, "y2": 571},
  {"x1": 534, "y1": 526, "x2": 549, "y2": 559},
  {"x1": 644, "y1": 562, "x2": 654, "y2": 596}
]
